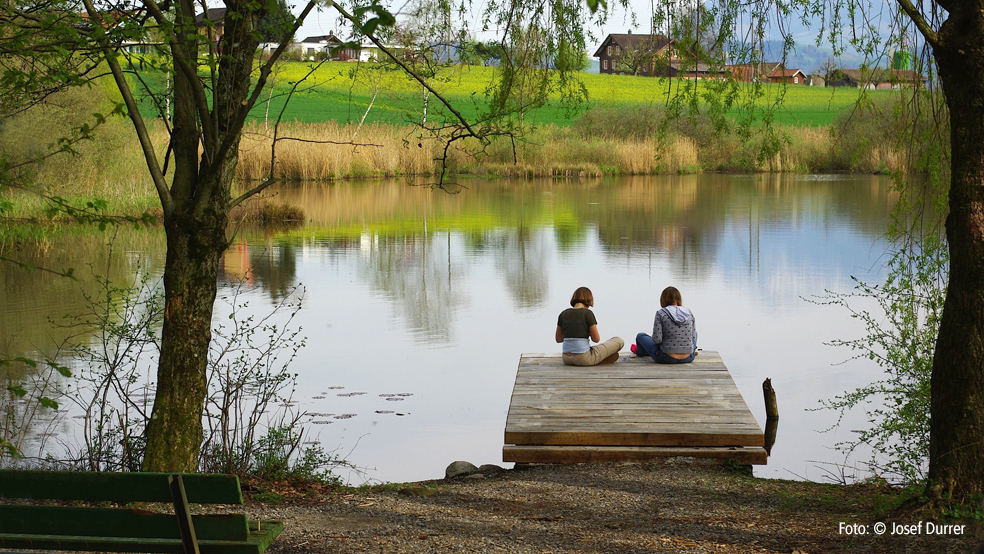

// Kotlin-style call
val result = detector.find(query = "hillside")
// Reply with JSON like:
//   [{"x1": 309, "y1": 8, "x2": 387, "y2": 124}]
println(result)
[{"x1": 238, "y1": 61, "x2": 887, "y2": 129}]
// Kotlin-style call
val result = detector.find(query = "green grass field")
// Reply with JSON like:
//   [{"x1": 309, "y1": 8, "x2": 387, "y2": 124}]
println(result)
[{"x1": 241, "y1": 61, "x2": 889, "y2": 129}]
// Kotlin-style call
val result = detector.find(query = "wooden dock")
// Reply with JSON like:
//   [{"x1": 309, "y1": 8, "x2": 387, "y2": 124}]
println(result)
[{"x1": 503, "y1": 351, "x2": 768, "y2": 465}]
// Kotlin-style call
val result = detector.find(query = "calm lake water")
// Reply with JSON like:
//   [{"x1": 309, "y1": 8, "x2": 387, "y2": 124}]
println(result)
[{"x1": 1, "y1": 174, "x2": 899, "y2": 483}]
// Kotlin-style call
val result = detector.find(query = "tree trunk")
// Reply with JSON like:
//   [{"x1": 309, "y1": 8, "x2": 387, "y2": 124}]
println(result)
[
  {"x1": 928, "y1": 17, "x2": 984, "y2": 501},
  {"x1": 141, "y1": 0, "x2": 258, "y2": 471},
  {"x1": 143, "y1": 194, "x2": 229, "y2": 472}
]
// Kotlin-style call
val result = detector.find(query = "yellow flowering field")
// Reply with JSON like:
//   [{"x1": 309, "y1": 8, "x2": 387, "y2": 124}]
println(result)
[{"x1": 252, "y1": 61, "x2": 889, "y2": 127}]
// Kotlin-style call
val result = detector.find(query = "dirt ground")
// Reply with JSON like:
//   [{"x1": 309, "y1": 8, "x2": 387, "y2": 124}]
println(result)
[{"x1": 239, "y1": 460, "x2": 983, "y2": 554}]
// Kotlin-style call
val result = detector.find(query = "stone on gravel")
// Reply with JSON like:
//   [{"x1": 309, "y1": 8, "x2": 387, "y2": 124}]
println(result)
[
  {"x1": 445, "y1": 460, "x2": 479, "y2": 479},
  {"x1": 477, "y1": 464, "x2": 505, "y2": 474}
]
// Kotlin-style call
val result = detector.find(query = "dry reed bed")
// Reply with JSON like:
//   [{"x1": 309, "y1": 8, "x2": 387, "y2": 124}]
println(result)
[
  {"x1": 236, "y1": 121, "x2": 907, "y2": 181},
  {"x1": 4, "y1": 118, "x2": 910, "y2": 220},
  {"x1": 0, "y1": 82, "x2": 923, "y2": 218},
  {"x1": 237, "y1": 122, "x2": 437, "y2": 181}
]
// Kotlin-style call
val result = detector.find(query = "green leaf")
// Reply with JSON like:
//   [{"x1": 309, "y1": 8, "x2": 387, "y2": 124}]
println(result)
[
  {"x1": 7, "y1": 384, "x2": 27, "y2": 397},
  {"x1": 39, "y1": 397, "x2": 59, "y2": 409},
  {"x1": 47, "y1": 360, "x2": 72, "y2": 378},
  {"x1": 584, "y1": 0, "x2": 606, "y2": 13},
  {"x1": 0, "y1": 439, "x2": 22, "y2": 458}
]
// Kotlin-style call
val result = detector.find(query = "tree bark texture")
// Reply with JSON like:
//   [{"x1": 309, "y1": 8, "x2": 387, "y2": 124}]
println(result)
[
  {"x1": 928, "y1": 8, "x2": 984, "y2": 500},
  {"x1": 142, "y1": 201, "x2": 228, "y2": 472},
  {"x1": 142, "y1": 0, "x2": 263, "y2": 472}
]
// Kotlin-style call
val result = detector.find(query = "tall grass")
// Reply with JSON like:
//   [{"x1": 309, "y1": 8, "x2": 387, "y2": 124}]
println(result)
[
  {"x1": 237, "y1": 121, "x2": 437, "y2": 180},
  {"x1": 0, "y1": 85, "x2": 167, "y2": 217},
  {"x1": 2, "y1": 81, "x2": 934, "y2": 220},
  {"x1": 237, "y1": 121, "x2": 704, "y2": 178}
]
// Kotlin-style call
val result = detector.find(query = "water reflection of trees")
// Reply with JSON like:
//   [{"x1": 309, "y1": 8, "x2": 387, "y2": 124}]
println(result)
[
  {"x1": 1, "y1": 176, "x2": 900, "y2": 411},
  {"x1": 3, "y1": 175, "x2": 892, "y2": 353},
  {"x1": 485, "y1": 226, "x2": 550, "y2": 310},
  {"x1": 356, "y1": 232, "x2": 469, "y2": 343},
  {"x1": 230, "y1": 175, "x2": 896, "y2": 334},
  {"x1": 219, "y1": 238, "x2": 298, "y2": 300}
]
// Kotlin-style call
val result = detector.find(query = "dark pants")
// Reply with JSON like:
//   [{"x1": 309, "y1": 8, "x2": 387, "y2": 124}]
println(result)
[{"x1": 635, "y1": 332, "x2": 695, "y2": 364}]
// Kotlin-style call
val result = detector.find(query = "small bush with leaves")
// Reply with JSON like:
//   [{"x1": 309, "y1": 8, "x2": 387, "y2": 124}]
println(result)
[
  {"x1": 1, "y1": 357, "x2": 71, "y2": 462},
  {"x1": 252, "y1": 425, "x2": 346, "y2": 485},
  {"x1": 4, "y1": 249, "x2": 353, "y2": 481},
  {"x1": 56, "y1": 260, "x2": 163, "y2": 472},
  {"x1": 817, "y1": 90, "x2": 949, "y2": 486}
]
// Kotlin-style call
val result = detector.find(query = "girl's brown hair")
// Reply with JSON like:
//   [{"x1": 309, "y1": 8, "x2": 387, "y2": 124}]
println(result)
[
  {"x1": 660, "y1": 286, "x2": 683, "y2": 308},
  {"x1": 570, "y1": 287, "x2": 594, "y2": 307}
]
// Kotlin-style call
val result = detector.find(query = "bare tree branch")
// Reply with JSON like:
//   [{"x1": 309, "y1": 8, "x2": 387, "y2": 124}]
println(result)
[
  {"x1": 894, "y1": 0, "x2": 940, "y2": 48},
  {"x1": 79, "y1": 0, "x2": 174, "y2": 219},
  {"x1": 333, "y1": 2, "x2": 481, "y2": 140}
]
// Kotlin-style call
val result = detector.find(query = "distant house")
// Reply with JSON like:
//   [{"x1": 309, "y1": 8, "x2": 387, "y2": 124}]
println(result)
[
  {"x1": 671, "y1": 61, "x2": 726, "y2": 79},
  {"x1": 593, "y1": 33, "x2": 674, "y2": 76},
  {"x1": 827, "y1": 68, "x2": 927, "y2": 89},
  {"x1": 358, "y1": 41, "x2": 431, "y2": 63},
  {"x1": 727, "y1": 63, "x2": 806, "y2": 85},
  {"x1": 359, "y1": 42, "x2": 385, "y2": 62},
  {"x1": 195, "y1": 7, "x2": 226, "y2": 37},
  {"x1": 768, "y1": 68, "x2": 808, "y2": 85},
  {"x1": 726, "y1": 62, "x2": 783, "y2": 83},
  {"x1": 80, "y1": 10, "x2": 158, "y2": 54},
  {"x1": 884, "y1": 69, "x2": 928, "y2": 88},
  {"x1": 298, "y1": 33, "x2": 359, "y2": 61},
  {"x1": 257, "y1": 42, "x2": 280, "y2": 56}
]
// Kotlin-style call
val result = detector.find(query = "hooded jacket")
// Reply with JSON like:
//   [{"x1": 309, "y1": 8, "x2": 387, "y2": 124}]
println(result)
[{"x1": 652, "y1": 305, "x2": 697, "y2": 354}]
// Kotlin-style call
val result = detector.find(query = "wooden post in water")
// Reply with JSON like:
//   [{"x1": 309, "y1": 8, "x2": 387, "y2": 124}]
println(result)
[
  {"x1": 762, "y1": 378, "x2": 779, "y2": 455},
  {"x1": 763, "y1": 378, "x2": 779, "y2": 420}
]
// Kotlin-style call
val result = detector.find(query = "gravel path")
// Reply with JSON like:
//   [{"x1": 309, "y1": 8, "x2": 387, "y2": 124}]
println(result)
[{"x1": 240, "y1": 461, "x2": 981, "y2": 554}]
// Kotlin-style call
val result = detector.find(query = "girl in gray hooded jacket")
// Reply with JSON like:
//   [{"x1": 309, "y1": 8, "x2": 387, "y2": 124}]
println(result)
[{"x1": 632, "y1": 286, "x2": 697, "y2": 364}]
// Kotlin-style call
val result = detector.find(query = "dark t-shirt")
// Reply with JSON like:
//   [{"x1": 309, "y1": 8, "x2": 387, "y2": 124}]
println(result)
[{"x1": 557, "y1": 308, "x2": 597, "y2": 339}]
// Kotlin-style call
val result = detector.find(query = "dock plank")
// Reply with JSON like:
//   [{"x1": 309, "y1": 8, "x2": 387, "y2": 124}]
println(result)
[
  {"x1": 503, "y1": 445, "x2": 768, "y2": 465},
  {"x1": 503, "y1": 351, "x2": 767, "y2": 464}
]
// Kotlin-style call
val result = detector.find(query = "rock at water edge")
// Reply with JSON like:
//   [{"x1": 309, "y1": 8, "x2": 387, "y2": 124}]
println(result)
[{"x1": 445, "y1": 461, "x2": 479, "y2": 479}]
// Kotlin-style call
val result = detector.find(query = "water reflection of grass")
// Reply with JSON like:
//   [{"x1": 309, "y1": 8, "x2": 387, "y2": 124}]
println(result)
[
  {"x1": 252, "y1": 175, "x2": 894, "y2": 246},
  {"x1": 0, "y1": 226, "x2": 166, "y2": 360},
  {"x1": 3, "y1": 176, "x2": 896, "y2": 360}
]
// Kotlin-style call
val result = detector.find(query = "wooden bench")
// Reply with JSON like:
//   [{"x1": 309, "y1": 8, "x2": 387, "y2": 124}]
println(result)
[{"x1": 0, "y1": 469, "x2": 283, "y2": 554}]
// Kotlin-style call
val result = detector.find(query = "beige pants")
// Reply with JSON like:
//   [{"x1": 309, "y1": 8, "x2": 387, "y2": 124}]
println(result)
[{"x1": 562, "y1": 337, "x2": 625, "y2": 366}]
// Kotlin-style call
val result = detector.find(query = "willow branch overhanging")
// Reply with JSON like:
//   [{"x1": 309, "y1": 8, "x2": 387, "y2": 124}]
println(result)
[
  {"x1": 893, "y1": 0, "x2": 940, "y2": 48},
  {"x1": 331, "y1": 1, "x2": 480, "y2": 140}
]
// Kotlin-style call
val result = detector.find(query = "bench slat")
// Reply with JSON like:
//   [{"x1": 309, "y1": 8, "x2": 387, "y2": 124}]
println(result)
[
  {"x1": 0, "y1": 506, "x2": 249, "y2": 541},
  {"x1": 0, "y1": 521, "x2": 283, "y2": 554},
  {"x1": 0, "y1": 470, "x2": 243, "y2": 504}
]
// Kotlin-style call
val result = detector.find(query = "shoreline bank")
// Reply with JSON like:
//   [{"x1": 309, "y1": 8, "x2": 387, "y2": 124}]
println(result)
[{"x1": 239, "y1": 461, "x2": 980, "y2": 554}]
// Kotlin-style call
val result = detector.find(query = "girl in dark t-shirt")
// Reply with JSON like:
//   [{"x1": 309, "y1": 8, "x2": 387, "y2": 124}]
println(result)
[{"x1": 555, "y1": 287, "x2": 625, "y2": 366}]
